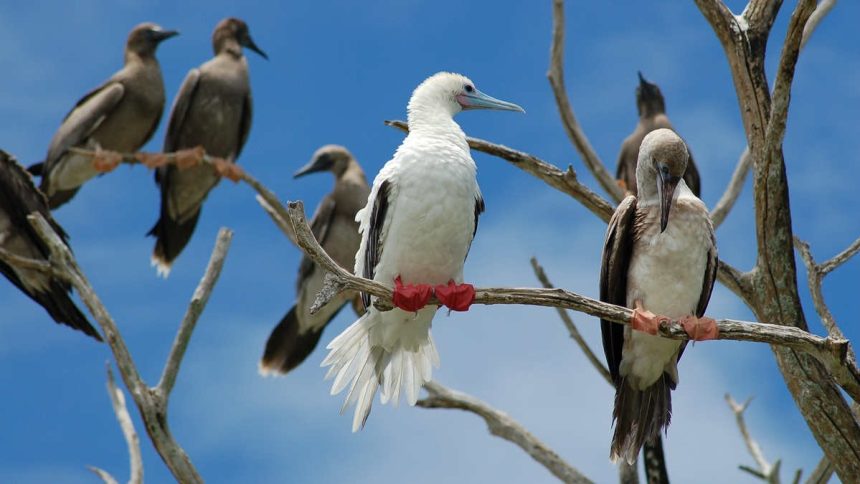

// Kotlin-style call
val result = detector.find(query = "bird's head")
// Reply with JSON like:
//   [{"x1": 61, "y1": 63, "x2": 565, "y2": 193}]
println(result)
[
  {"x1": 126, "y1": 23, "x2": 178, "y2": 59},
  {"x1": 294, "y1": 145, "x2": 355, "y2": 179},
  {"x1": 407, "y1": 72, "x2": 524, "y2": 127},
  {"x1": 635, "y1": 71, "x2": 666, "y2": 118},
  {"x1": 636, "y1": 128, "x2": 689, "y2": 232},
  {"x1": 213, "y1": 18, "x2": 268, "y2": 60}
]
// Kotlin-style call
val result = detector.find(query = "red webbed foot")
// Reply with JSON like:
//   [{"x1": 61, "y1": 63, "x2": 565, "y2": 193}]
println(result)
[
  {"x1": 435, "y1": 280, "x2": 476, "y2": 312},
  {"x1": 392, "y1": 276, "x2": 433, "y2": 312},
  {"x1": 680, "y1": 315, "x2": 719, "y2": 341},
  {"x1": 630, "y1": 301, "x2": 670, "y2": 335}
]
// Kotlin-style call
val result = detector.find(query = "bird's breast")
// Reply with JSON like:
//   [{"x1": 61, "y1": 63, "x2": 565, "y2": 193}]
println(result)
[
  {"x1": 627, "y1": 199, "x2": 712, "y2": 319},
  {"x1": 377, "y1": 152, "x2": 478, "y2": 286}
]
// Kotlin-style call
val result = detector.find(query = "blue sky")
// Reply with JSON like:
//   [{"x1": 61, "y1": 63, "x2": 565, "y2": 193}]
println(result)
[{"x1": 1, "y1": 1, "x2": 858, "y2": 483}]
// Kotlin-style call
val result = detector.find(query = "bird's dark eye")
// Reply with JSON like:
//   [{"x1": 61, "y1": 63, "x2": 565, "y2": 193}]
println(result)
[{"x1": 464, "y1": 84, "x2": 474, "y2": 93}]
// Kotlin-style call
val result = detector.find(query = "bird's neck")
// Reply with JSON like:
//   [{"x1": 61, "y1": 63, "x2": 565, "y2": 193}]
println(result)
[
  {"x1": 215, "y1": 39, "x2": 244, "y2": 59},
  {"x1": 124, "y1": 50, "x2": 156, "y2": 65},
  {"x1": 407, "y1": 111, "x2": 465, "y2": 141}
]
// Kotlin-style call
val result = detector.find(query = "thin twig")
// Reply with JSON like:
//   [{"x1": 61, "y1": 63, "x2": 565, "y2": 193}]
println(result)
[
  {"x1": 793, "y1": 238, "x2": 840, "y2": 336},
  {"x1": 547, "y1": 0, "x2": 624, "y2": 202},
  {"x1": 418, "y1": 381, "x2": 592, "y2": 484},
  {"x1": 819, "y1": 236, "x2": 860, "y2": 276},
  {"x1": 157, "y1": 228, "x2": 234, "y2": 396},
  {"x1": 726, "y1": 394, "x2": 779, "y2": 483},
  {"x1": 800, "y1": 0, "x2": 836, "y2": 50},
  {"x1": 384, "y1": 119, "x2": 614, "y2": 222},
  {"x1": 87, "y1": 467, "x2": 120, "y2": 484},
  {"x1": 91, "y1": 363, "x2": 143, "y2": 484},
  {"x1": 710, "y1": 147, "x2": 752, "y2": 228},
  {"x1": 530, "y1": 257, "x2": 612, "y2": 385},
  {"x1": 281, "y1": 200, "x2": 860, "y2": 402}
]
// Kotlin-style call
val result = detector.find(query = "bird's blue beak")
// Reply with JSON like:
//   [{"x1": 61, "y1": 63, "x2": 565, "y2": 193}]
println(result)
[{"x1": 457, "y1": 89, "x2": 525, "y2": 113}]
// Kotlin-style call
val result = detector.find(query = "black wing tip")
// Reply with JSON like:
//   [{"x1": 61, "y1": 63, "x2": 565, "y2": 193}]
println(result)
[
  {"x1": 39, "y1": 285, "x2": 102, "y2": 341},
  {"x1": 259, "y1": 306, "x2": 326, "y2": 375}
]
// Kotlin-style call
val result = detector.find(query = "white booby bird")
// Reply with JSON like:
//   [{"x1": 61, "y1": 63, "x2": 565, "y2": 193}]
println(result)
[
  {"x1": 31, "y1": 23, "x2": 177, "y2": 209},
  {"x1": 0, "y1": 150, "x2": 101, "y2": 341},
  {"x1": 260, "y1": 145, "x2": 370, "y2": 375},
  {"x1": 600, "y1": 128, "x2": 717, "y2": 463},
  {"x1": 322, "y1": 72, "x2": 523, "y2": 431},
  {"x1": 616, "y1": 72, "x2": 701, "y2": 197}
]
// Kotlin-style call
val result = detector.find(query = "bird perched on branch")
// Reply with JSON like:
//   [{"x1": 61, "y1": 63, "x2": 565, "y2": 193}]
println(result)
[
  {"x1": 260, "y1": 145, "x2": 370, "y2": 375},
  {"x1": 30, "y1": 23, "x2": 177, "y2": 209},
  {"x1": 600, "y1": 128, "x2": 717, "y2": 464},
  {"x1": 149, "y1": 17, "x2": 266, "y2": 277},
  {"x1": 615, "y1": 72, "x2": 701, "y2": 197},
  {"x1": 323, "y1": 72, "x2": 523, "y2": 431},
  {"x1": 0, "y1": 150, "x2": 101, "y2": 341}
]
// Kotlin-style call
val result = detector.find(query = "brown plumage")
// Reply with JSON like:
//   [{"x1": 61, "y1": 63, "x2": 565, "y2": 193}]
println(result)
[
  {"x1": 149, "y1": 18, "x2": 266, "y2": 276},
  {"x1": 260, "y1": 146, "x2": 370, "y2": 375},
  {"x1": 615, "y1": 72, "x2": 701, "y2": 198},
  {"x1": 601, "y1": 129, "x2": 716, "y2": 464},
  {"x1": 32, "y1": 23, "x2": 177, "y2": 208},
  {"x1": 0, "y1": 150, "x2": 101, "y2": 341}
]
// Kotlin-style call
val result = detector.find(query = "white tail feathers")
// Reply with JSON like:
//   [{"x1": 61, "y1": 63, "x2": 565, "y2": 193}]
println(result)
[
  {"x1": 322, "y1": 310, "x2": 440, "y2": 432},
  {"x1": 150, "y1": 255, "x2": 172, "y2": 278}
]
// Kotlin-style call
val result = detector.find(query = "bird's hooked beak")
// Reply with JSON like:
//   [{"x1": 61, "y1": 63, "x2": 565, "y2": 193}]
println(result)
[
  {"x1": 657, "y1": 163, "x2": 681, "y2": 233},
  {"x1": 242, "y1": 35, "x2": 268, "y2": 60},
  {"x1": 151, "y1": 29, "x2": 179, "y2": 43},
  {"x1": 294, "y1": 156, "x2": 332, "y2": 178},
  {"x1": 457, "y1": 89, "x2": 525, "y2": 113}
]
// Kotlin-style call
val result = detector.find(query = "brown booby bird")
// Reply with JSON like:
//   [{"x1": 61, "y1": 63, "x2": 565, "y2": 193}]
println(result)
[
  {"x1": 0, "y1": 151, "x2": 101, "y2": 341},
  {"x1": 600, "y1": 128, "x2": 717, "y2": 463},
  {"x1": 149, "y1": 17, "x2": 266, "y2": 276},
  {"x1": 31, "y1": 23, "x2": 177, "y2": 209},
  {"x1": 615, "y1": 72, "x2": 701, "y2": 197},
  {"x1": 260, "y1": 145, "x2": 370, "y2": 375}
]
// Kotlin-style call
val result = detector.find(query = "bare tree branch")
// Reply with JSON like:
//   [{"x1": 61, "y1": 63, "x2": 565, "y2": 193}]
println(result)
[
  {"x1": 819, "y1": 236, "x2": 860, "y2": 276},
  {"x1": 726, "y1": 394, "x2": 781, "y2": 483},
  {"x1": 384, "y1": 119, "x2": 614, "y2": 222},
  {"x1": 710, "y1": 147, "x2": 752, "y2": 228},
  {"x1": 530, "y1": 257, "x2": 612, "y2": 385},
  {"x1": 547, "y1": 0, "x2": 624, "y2": 202},
  {"x1": 418, "y1": 381, "x2": 592, "y2": 484},
  {"x1": 805, "y1": 458, "x2": 834, "y2": 484},
  {"x1": 279, "y1": 200, "x2": 860, "y2": 402},
  {"x1": 793, "y1": 238, "x2": 840, "y2": 336},
  {"x1": 800, "y1": 0, "x2": 836, "y2": 50},
  {"x1": 87, "y1": 466, "x2": 119, "y2": 484},
  {"x1": 157, "y1": 230, "x2": 233, "y2": 396},
  {"x1": 19, "y1": 214, "x2": 234, "y2": 484},
  {"x1": 90, "y1": 363, "x2": 143, "y2": 484}
]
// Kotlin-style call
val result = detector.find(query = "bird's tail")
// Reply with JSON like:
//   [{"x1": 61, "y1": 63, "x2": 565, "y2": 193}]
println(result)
[
  {"x1": 36, "y1": 282, "x2": 102, "y2": 341},
  {"x1": 322, "y1": 310, "x2": 439, "y2": 432},
  {"x1": 610, "y1": 373, "x2": 673, "y2": 465},
  {"x1": 147, "y1": 209, "x2": 202, "y2": 277},
  {"x1": 259, "y1": 305, "x2": 329, "y2": 376}
]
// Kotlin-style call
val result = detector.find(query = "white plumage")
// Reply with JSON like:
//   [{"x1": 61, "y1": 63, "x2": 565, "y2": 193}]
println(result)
[{"x1": 322, "y1": 72, "x2": 522, "y2": 431}]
